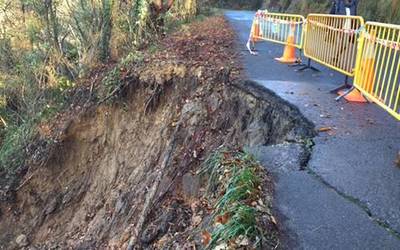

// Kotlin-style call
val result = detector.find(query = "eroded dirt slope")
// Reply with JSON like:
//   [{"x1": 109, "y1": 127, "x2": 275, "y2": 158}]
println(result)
[{"x1": 0, "y1": 16, "x2": 314, "y2": 249}]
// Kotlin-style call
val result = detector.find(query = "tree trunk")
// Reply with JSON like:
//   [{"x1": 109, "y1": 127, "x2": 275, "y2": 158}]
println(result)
[
  {"x1": 44, "y1": 0, "x2": 60, "y2": 52},
  {"x1": 99, "y1": 0, "x2": 114, "y2": 62},
  {"x1": 173, "y1": 0, "x2": 197, "y2": 19}
]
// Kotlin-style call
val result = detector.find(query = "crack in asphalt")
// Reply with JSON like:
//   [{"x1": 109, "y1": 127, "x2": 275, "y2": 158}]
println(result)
[
  {"x1": 274, "y1": 106, "x2": 400, "y2": 239},
  {"x1": 294, "y1": 124, "x2": 400, "y2": 240},
  {"x1": 304, "y1": 161, "x2": 400, "y2": 240},
  {"x1": 299, "y1": 136, "x2": 400, "y2": 239}
]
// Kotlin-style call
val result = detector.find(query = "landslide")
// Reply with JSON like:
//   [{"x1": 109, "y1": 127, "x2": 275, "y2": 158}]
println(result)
[{"x1": 0, "y1": 16, "x2": 314, "y2": 249}]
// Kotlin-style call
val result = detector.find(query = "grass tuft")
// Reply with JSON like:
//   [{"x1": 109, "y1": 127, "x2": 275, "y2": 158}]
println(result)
[
  {"x1": 200, "y1": 148, "x2": 276, "y2": 249},
  {"x1": 101, "y1": 51, "x2": 144, "y2": 103},
  {"x1": 209, "y1": 204, "x2": 260, "y2": 248}
]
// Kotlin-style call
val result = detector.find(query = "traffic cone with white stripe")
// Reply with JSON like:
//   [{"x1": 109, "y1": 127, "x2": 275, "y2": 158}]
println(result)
[
  {"x1": 251, "y1": 12, "x2": 261, "y2": 43},
  {"x1": 275, "y1": 23, "x2": 299, "y2": 64},
  {"x1": 338, "y1": 33, "x2": 376, "y2": 103},
  {"x1": 359, "y1": 36, "x2": 376, "y2": 93}
]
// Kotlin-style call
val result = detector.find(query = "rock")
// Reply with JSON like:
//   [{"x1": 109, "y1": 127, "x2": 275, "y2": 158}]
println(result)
[
  {"x1": 44, "y1": 196, "x2": 60, "y2": 215},
  {"x1": 76, "y1": 239, "x2": 96, "y2": 250},
  {"x1": 140, "y1": 205, "x2": 176, "y2": 245},
  {"x1": 16, "y1": 234, "x2": 29, "y2": 247},
  {"x1": 182, "y1": 101, "x2": 202, "y2": 116},
  {"x1": 236, "y1": 235, "x2": 250, "y2": 246},
  {"x1": 182, "y1": 173, "x2": 201, "y2": 199},
  {"x1": 215, "y1": 242, "x2": 228, "y2": 250},
  {"x1": 207, "y1": 93, "x2": 221, "y2": 113},
  {"x1": 192, "y1": 215, "x2": 202, "y2": 226},
  {"x1": 248, "y1": 144, "x2": 306, "y2": 173},
  {"x1": 140, "y1": 224, "x2": 159, "y2": 245}
]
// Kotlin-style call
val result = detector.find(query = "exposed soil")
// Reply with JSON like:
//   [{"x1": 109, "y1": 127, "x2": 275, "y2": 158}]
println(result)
[{"x1": 0, "y1": 16, "x2": 314, "y2": 249}]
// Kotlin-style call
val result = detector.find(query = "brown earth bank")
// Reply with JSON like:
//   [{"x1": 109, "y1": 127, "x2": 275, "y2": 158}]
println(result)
[{"x1": 0, "y1": 16, "x2": 314, "y2": 249}]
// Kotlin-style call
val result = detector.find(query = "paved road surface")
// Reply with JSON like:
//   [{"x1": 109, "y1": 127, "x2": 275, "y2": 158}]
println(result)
[{"x1": 225, "y1": 10, "x2": 400, "y2": 249}]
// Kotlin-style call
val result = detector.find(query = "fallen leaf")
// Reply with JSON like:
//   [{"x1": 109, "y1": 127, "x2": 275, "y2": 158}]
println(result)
[
  {"x1": 270, "y1": 216, "x2": 277, "y2": 226},
  {"x1": 215, "y1": 212, "x2": 230, "y2": 225},
  {"x1": 395, "y1": 152, "x2": 400, "y2": 168},
  {"x1": 318, "y1": 127, "x2": 332, "y2": 132},
  {"x1": 202, "y1": 231, "x2": 211, "y2": 246}
]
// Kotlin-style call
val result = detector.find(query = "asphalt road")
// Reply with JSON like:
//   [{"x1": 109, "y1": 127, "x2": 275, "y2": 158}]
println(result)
[{"x1": 225, "y1": 10, "x2": 400, "y2": 249}]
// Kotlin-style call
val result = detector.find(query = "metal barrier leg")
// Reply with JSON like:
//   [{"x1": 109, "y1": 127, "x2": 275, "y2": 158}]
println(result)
[
  {"x1": 288, "y1": 49, "x2": 307, "y2": 67},
  {"x1": 288, "y1": 58, "x2": 304, "y2": 67},
  {"x1": 296, "y1": 58, "x2": 320, "y2": 72},
  {"x1": 246, "y1": 39, "x2": 258, "y2": 55},
  {"x1": 335, "y1": 86, "x2": 369, "y2": 103},
  {"x1": 330, "y1": 76, "x2": 352, "y2": 94},
  {"x1": 335, "y1": 86, "x2": 355, "y2": 101}
]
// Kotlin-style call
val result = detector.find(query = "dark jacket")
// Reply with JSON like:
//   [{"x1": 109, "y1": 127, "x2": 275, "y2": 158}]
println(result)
[{"x1": 330, "y1": 0, "x2": 358, "y2": 15}]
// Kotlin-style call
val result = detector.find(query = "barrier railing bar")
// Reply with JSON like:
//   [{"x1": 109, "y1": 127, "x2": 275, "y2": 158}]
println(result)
[
  {"x1": 376, "y1": 26, "x2": 387, "y2": 96},
  {"x1": 383, "y1": 29, "x2": 397, "y2": 101},
  {"x1": 370, "y1": 27, "x2": 380, "y2": 94},
  {"x1": 388, "y1": 30, "x2": 400, "y2": 107},
  {"x1": 357, "y1": 89, "x2": 400, "y2": 120},
  {"x1": 378, "y1": 27, "x2": 390, "y2": 99},
  {"x1": 325, "y1": 16, "x2": 330, "y2": 62},
  {"x1": 337, "y1": 18, "x2": 343, "y2": 69}
]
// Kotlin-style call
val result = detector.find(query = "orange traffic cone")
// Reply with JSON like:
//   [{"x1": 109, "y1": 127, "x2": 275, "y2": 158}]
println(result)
[
  {"x1": 337, "y1": 88, "x2": 367, "y2": 103},
  {"x1": 275, "y1": 24, "x2": 298, "y2": 64},
  {"x1": 339, "y1": 33, "x2": 376, "y2": 103},
  {"x1": 359, "y1": 38, "x2": 376, "y2": 93},
  {"x1": 251, "y1": 13, "x2": 261, "y2": 43}
]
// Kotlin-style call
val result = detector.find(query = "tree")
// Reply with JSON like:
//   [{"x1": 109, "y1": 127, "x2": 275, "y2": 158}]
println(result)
[{"x1": 99, "y1": 0, "x2": 114, "y2": 61}]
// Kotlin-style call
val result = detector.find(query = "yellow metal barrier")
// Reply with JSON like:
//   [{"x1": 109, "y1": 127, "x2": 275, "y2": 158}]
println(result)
[
  {"x1": 251, "y1": 11, "x2": 305, "y2": 49},
  {"x1": 354, "y1": 22, "x2": 400, "y2": 120},
  {"x1": 303, "y1": 14, "x2": 364, "y2": 76},
  {"x1": 247, "y1": 11, "x2": 400, "y2": 120}
]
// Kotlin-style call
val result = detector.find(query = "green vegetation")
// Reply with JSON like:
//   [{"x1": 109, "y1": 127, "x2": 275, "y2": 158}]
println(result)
[
  {"x1": 200, "y1": 148, "x2": 277, "y2": 249},
  {"x1": 101, "y1": 51, "x2": 144, "y2": 103},
  {"x1": 210, "y1": 204, "x2": 259, "y2": 247},
  {"x1": 0, "y1": 0, "x2": 199, "y2": 172}
]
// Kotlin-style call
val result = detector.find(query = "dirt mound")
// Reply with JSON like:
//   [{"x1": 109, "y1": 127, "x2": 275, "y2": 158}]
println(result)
[{"x1": 0, "y1": 16, "x2": 314, "y2": 249}]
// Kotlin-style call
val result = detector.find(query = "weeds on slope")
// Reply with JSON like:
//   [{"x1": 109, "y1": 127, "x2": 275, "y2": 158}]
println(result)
[
  {"x1": 199, "y1": 148, "x2": 279, "y2": 249},
  {"x1": 0, "y1": 86, "x2": 70, "y2": 171}
]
